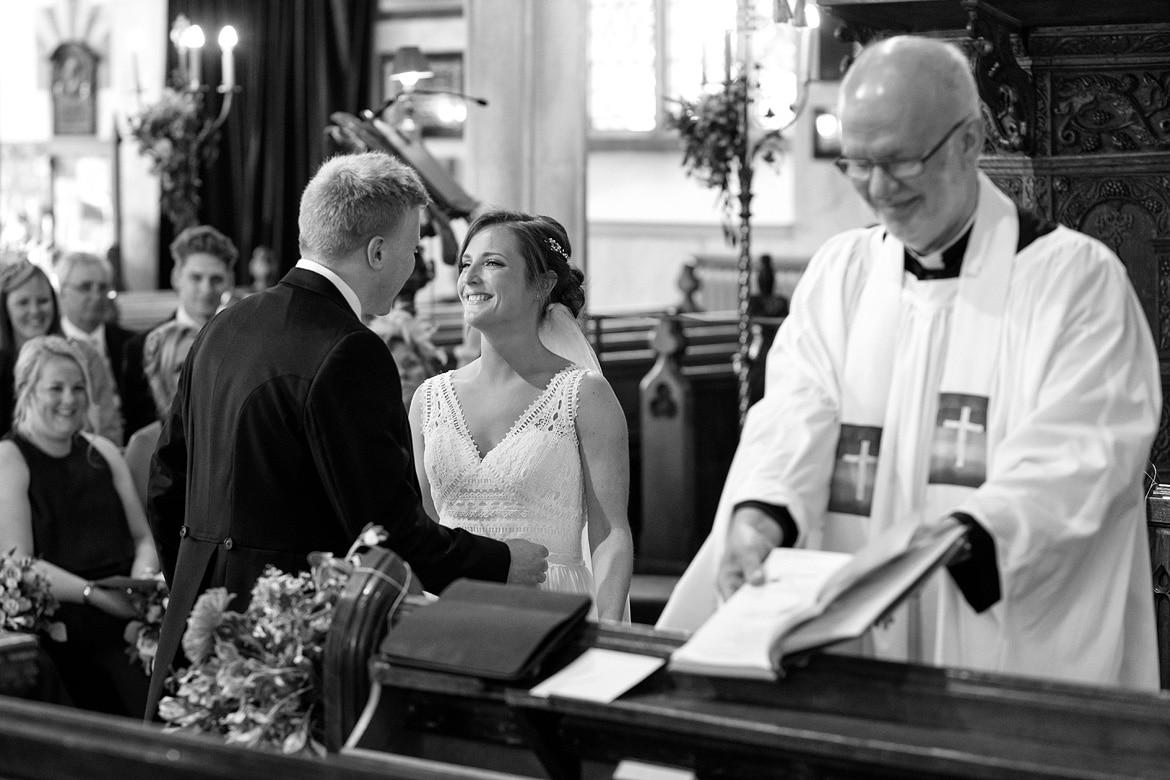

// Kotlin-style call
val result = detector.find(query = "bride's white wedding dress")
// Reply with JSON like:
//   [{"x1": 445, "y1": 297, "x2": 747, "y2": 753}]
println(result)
[{"x1": 418, "y1": 365, "x2": 599, "y2": 611}]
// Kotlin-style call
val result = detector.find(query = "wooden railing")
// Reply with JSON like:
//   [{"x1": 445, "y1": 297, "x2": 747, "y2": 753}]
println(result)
[
  {"x1": 0, "y1": 689, "x2": 517, "y2": 779},
  {"x1": 323, "y1": 570, "x2": 1170, "y2": 779}
]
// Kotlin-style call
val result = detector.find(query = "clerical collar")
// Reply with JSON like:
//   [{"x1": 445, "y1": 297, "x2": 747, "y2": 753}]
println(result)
[{"x1": 902, "y1": 213, "x2": 977, "y2": 281}]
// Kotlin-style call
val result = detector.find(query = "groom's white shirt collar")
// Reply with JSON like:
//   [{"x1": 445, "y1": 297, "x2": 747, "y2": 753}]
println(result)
[{"x1": 295, "y1": 259, "x2": 362, "y2": 319}]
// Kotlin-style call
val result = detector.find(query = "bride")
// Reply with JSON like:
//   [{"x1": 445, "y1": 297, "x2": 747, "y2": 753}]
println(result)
[{"x1": 408, "y1": 210, "x2": 633, "y2": 621}]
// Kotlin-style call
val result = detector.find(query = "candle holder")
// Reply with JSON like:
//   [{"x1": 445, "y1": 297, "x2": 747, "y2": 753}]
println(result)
[
  {"x1": 666, "y1": 0, "x2": 814, "y2": 425},
  {"x1": 125, "y1": 15, "x2": 239, "y2": 230}
]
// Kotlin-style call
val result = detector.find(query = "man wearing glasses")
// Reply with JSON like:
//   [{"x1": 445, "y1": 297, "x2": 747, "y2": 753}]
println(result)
[
  {"x1": 661, "y1": 36, "x2": 1159, "y2": 691},
  {"x1": 56, "y1": 252, "x2": 133, "y2": 388},
  {"x1": 56, "y1": 251, "x2": 136, "y2": 442}
]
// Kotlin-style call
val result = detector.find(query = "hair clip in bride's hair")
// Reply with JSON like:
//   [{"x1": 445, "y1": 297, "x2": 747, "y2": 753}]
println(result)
[{"x1": 545, "y1": 237, "x2": 570, "y2": 262}]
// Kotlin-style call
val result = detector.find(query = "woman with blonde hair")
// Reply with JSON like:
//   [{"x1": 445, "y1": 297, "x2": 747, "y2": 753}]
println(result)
[
  {"x1": 0, "y1": 260, "x2": 123, "y2": 443},
  {"x1": 0, "y1": 335, "x2": 158, "y2": 716}
]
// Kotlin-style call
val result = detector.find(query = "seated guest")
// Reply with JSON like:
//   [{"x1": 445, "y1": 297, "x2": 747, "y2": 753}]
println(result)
[
  {"x1": 368, "y1": 309, "x2": 446, "y2": 407},
  {"x1": 121, "y1": 225, "x2": 237, "y2": 438},
  {"x1": 54, "y1": 250, "x2": 136, "y2": 411},
  {"x1": 0, "y1": 260, "x2": 122, "y2": 443},
  {"x1": 124, "y1": 321, "x2": 197, "y2": 506},
  {"x1": 0, "y1": 335, "x2": 159, "y2": 717}
]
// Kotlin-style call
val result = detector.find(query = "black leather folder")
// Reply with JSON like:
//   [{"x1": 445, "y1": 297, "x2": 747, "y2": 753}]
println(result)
[{"x1": 378, "y1": 579, "x2": 592, "y2": 683}]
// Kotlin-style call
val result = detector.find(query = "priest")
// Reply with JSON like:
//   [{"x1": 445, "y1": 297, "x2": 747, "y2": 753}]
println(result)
[{"x1": 659, "y1": 36, "x2": 1160, "y2": 691}]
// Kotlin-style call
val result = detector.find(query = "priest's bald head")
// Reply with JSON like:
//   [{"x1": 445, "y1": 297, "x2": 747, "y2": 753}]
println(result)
[{"x1": 837, "y1": 36, "x2": 984, "y2": 255}]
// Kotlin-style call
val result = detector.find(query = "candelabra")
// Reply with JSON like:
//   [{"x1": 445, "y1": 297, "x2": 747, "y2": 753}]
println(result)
[
  {"x1": 728, "y1": 1, "x2": 819, "y2": 424},
  {"x1": 170, "y1": 15, "x2": 239, "y2": 143},
  {"x1": 125, "y1": 15, "x2": 239, "y2": 230}
]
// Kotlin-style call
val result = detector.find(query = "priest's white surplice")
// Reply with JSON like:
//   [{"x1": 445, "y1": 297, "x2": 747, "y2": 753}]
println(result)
[{"x1": 659, "y1": 175, "x2": 1160, "y2": 691}]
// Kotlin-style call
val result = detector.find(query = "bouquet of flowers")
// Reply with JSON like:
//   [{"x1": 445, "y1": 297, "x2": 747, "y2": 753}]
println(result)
[
  {"x1": 157, "y1": 526, "x2": 392, "y2": 756},
  {"x1": 122, "y1": 573, "x2": 170, "y2": 675},
  {"x1": 1, "y1": 550, "x2": 66, "y2": 642}
]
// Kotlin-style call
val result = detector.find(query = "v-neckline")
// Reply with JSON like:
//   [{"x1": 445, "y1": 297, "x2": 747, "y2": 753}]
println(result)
[{"x1": 445, "y1": 365, "x2": 573, "y2": 462}]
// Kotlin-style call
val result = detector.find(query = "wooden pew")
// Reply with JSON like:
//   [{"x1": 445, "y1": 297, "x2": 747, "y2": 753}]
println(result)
[{"x1": 0, "y1": 691, "x2": 524, "y2": 779}]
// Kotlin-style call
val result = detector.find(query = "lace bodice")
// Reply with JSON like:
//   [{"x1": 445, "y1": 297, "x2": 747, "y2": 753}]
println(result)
[{"x1": 420, "y1": 366, "x2": 589, "y2": 566}]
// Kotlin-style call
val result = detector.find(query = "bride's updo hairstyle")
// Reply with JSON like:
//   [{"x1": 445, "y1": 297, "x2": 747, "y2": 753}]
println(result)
[{"x1": 459, "y1": 209, "x2": 586, "y2": 317}]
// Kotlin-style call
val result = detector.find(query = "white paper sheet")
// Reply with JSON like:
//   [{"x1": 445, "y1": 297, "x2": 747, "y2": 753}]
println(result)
[{"x1": 529, "y1": 648, "x2": 665, "y2": 703}]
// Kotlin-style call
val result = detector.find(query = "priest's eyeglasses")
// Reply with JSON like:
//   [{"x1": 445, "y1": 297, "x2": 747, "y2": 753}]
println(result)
[{"x1": 834, "y1": 118, "x2": 970, "y2": 183}]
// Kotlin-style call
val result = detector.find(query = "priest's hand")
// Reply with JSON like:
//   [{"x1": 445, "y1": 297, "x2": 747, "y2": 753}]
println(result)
[
  {"x1": 504, "y1": 538, "x2": 550, "y2": 586},
  {"x1": 718, "y1": 507, "x2": 784, "y2": 599}
]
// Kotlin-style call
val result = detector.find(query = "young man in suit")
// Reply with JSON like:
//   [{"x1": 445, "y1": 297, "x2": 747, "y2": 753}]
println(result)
[
  {"x1": 120, "y1": 226, "x2": 237, "y2": 437},
  {"x1": 145, "y1": 152, "x2": 550, "y2": 718}
]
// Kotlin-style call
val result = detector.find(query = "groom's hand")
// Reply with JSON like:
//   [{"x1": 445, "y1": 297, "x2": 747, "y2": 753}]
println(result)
[{"x1": 504, "y1": 539, "x2": 549, "y2": 586}]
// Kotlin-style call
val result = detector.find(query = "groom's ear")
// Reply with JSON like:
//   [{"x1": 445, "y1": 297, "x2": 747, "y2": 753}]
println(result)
[{"x1": 366, "y1": 236, "x2": 386, "y2": 270}]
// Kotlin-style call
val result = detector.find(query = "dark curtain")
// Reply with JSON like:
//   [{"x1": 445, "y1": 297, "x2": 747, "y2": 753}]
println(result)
[{"x1": 160, "y1": 0, "x2": 376, "y2": 287}]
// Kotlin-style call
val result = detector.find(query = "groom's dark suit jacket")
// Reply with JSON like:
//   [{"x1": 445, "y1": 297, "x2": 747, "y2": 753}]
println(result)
[{"x1": 145, "y1": 268, "x2": 509, "y2": 715}]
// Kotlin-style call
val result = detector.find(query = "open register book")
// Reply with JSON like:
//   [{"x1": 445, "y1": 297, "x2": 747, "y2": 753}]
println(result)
[{"x1": 668, "y1": 521, "x2": 969, "y2": 680}]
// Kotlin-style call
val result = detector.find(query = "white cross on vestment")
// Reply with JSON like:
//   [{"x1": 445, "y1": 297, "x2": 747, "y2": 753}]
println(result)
[
  {"x1": 841, "y1": 439, "x2": 875, "y2": 501},
  {"x1": 943, "y1": 406, "x2": 985, "y2": 468}
]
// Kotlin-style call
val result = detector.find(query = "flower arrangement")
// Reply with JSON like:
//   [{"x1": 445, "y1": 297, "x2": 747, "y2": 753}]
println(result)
[
  {"x1": 0, "y1": 550, "x2": 66, "y2": 642},
  {"x1": 665, "y1": 71, "x2": 791, "y2": 246},
  {"x1": 122, "y1": 573, "x2": 170, "y2": 675},
  {"x1": 157, "y1": 526, "x2": 392, "y2": 756},
  {"x1": 126, "y1": 87, "x2": 219, "y2": 230},
  {"x1": 666, "y1": 74, "x2": 750, "y2": 244}
]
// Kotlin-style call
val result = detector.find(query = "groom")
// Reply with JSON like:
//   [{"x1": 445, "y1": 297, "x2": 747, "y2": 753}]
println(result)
[{"x1": 145, "y1": 152, "x2": 549, "y2": 718}]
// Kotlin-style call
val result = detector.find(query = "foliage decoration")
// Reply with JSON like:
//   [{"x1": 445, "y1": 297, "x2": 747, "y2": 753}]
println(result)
[
  {"x1": 157, "y1": 525, "x2": 393, "y2": 757},
  {"x1": 666, "y1": 70, "x2": 792, "y2": 246},
  {"x1": 126, "y1": 87, "x2": 220, "y2": 231},
  {"x1": 665, "y1": 75, "x2": 750, "y2": 243}
]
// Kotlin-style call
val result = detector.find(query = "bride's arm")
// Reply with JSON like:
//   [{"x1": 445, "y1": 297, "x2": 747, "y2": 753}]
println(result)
[
  {"x1": 408, "y1": 390, "x2": 442, "y2": 522},
  {"x1": 577, "y1": 373, "x2": 634, "y2": 621}
]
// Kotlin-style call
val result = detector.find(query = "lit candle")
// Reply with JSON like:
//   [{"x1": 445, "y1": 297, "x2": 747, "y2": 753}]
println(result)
[
  {"x1": 723, "y1": 30, "x2": 732, "y2": 82},
  {"x1": 799, "y1": 25, "x2": 814, "y2": 85},
  {"x1": 176, "y1": 40, "x2": 188, "y2": 86},
  {"x1": 182, "y1": 25, "x2": 205, "y2": 88},
  {"x1": 218, "y1": 26, "x2": 237, "y2": 91},
  {"x1": 128, "y1": 31, "x2": 142, "y2": 97}
]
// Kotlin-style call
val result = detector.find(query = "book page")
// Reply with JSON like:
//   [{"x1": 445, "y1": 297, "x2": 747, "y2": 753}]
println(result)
[
  {"x1": 779, "y1": 522, "x2": 967, "y2": 659},
  {"x1": 667, "y1": 548, "x2": 851, "y2": 679}
]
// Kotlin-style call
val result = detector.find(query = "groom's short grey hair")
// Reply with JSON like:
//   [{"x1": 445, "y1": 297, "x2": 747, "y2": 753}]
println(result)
[{"x1": 298, "y1": 152, "x2": 429, "y2": 262}]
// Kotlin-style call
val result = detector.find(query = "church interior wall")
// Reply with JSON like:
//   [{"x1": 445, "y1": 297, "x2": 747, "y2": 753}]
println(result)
[
  {"x1": 0, "y1": 0, "x2": 163, "y2": 289},
  {"x1": 1, "y1": 0, "x2": 873, "y2": 313}
]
